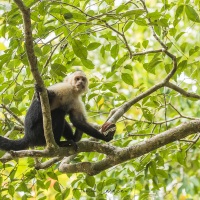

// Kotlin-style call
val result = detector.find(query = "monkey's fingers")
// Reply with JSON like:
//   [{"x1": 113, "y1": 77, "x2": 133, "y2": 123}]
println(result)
[
  {"x1": 101, "y1": 122, "x2": 116, "y2": 137},
  {"x1": 34, "y1": 83, "x2": 43, "y2": 93}
]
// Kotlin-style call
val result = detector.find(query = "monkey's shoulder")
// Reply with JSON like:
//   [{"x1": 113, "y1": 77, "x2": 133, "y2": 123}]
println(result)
[{"x1": 48, "y1": 82, "x2": 72, "y2": 95}]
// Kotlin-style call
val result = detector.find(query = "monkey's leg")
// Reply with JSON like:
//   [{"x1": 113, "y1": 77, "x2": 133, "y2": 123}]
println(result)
[
  {"x1": 61, "y1": 121, "x2": 77, "y2": 150},
  {"x1": 73, "y1": 129, "x2": 83, "y2": 142}
]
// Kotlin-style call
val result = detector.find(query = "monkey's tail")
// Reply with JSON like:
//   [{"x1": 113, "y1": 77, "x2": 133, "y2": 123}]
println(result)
[{"x1": 0, "y1": 136, "x2": 29, "y2": 151}]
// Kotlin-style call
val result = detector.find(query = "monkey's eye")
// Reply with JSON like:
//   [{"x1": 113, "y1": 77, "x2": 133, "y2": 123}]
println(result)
[
  {"x1": 82, "y1": 77, "x2": 86, "y2": 82},
  {"x1": 75, "y1": 77, "x2": 80, "y2": 81}
]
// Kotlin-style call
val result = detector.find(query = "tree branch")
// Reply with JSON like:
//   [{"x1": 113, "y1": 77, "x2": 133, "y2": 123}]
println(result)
[
  {"x1": 59, "y1": 119, "x2": 200, "y2": 175},
  {"x1": 1, "y1": 104, "x2": 24, "y2": 125},
  {"x1": 13, "y1": 0, "x2": 57, "y2": 150},
  {"x1": 166, "y1": 82, "x2": 200, "y2": 99},
  {"x1": 1, "y1": 120, "x2": 200, "y2": 175},
  {"x1": 132, "y1": 49, "x2": 165, "y2": 56}
]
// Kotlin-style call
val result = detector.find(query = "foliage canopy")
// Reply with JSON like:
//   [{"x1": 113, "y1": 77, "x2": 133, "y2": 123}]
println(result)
[{"x1": 0, "y1": 0, "x2": 200, "y2": 199}]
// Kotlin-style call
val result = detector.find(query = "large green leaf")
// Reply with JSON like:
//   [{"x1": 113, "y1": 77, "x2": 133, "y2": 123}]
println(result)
[
  {"x1": 72, "y1": 40, "x2": 88, "y2": 59},
  {"x1": 121, "y1": 73, "x2": 133, "y2": 86},
  {"x1": 111, "y1": 44, "x2": 119, "y2": 58},
  {"x1": 185, "y1": 5, "x2": 200, "y2": 22}
]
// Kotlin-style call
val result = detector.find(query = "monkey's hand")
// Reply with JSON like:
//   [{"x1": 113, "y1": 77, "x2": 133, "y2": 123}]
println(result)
[
  {"x1": 34, "y1": 84, "x2": 43, "y2": 100},
  {"x1": 35, "y1": 83, "x2": 43, "y2": 93},
  {"x1": 101, "y1": 122, "x2": 116, "y2": 142}
]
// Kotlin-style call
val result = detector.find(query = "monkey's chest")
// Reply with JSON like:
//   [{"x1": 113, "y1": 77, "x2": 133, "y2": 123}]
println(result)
[{"x1": 60, "y1": 98, "x2": 82, "y2": 114}]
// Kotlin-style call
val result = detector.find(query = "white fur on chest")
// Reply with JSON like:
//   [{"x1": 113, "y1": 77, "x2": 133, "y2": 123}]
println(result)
[{"x1": 48, "y1": 83, "x2": 86, "y2": 116}]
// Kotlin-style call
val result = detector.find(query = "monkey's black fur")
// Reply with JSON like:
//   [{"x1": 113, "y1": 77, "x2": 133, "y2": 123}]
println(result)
[{"x1": 0, "y1": 96, "x2": 77, "y2": 151}]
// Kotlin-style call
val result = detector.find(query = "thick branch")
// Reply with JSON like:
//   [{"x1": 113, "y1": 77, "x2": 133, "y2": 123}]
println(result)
[
  {"x1": 59, "y1": 119, "x2": 200, "y2": 175},
  {"x1": 13, "y1": 0, "x2": 57, "y2": 149},
  {"x1": 1, "y1": 120, "x2": 200, "y2": 174},
  {"x1": 0, "y1": 141, "x2": 119, "y2": 163}
]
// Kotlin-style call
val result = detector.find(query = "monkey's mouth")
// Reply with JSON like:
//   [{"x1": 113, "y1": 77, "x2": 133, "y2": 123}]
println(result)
[{"x1": 76, "y1": 84, "x2": 85, "y2": 91}]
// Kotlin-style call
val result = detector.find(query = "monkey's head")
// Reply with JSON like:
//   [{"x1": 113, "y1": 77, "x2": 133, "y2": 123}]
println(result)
[{"x1": 65, "y1": 71, "x2": 88, "y2": 94}]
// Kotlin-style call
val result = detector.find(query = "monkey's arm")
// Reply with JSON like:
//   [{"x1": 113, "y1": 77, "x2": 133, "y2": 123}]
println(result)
[{"x1": 69, "y1": 110, "x2": 114, "y2": 142}]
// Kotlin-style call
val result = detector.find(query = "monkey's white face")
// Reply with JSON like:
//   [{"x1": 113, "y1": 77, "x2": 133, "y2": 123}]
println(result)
[{"x1": 67, "y1": 71, "x2": 88, "y2": 94}]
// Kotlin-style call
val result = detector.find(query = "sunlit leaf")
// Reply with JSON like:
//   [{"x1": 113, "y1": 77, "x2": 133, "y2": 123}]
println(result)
[
  {"x1": 185, "y1": 5, "x2": 200, "y2": 22},
  {"x1": 72, "y1": 40, "x2": 88, "y2": 59},
  {"x1": 85, "y1": 176, "x2": 95, "y2": 188},
  {"x1": 54, "y1": 182, "x2": 61, "y2": 192},
  {"x1": 121, "y1": 73, "x2": 133, "y2": 85},
  {"x1": 122, "y1": 9, "x2": 145, "y2": 17},
  {"x1": 81, "y1": 58, "x2": 94, "y2": 69},
  {"x1": 111, "y1": 44, "x2": 119, "y2": 58},
  {"x1": 87, "y1": 42, "x2": 101, "y2": 51}
]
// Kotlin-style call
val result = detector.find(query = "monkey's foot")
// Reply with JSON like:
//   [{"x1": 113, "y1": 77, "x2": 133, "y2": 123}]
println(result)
[{"x1": 59, "y1": 140, "x2": 77, "y2": 151}]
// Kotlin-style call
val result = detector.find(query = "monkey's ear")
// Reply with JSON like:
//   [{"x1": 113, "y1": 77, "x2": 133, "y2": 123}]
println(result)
[{"x1": 101, "y1": 122, "x2": 116, "y2": 137}]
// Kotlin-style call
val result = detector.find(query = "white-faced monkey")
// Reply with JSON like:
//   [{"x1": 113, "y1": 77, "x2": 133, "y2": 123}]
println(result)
[{"x1": 0, "y1": 71, "x2": 116, "y2": 151}]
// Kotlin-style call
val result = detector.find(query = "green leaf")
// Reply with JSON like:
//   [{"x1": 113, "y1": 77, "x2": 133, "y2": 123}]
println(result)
[
  {"x1": 122, "y1": 9, "x2": 145, "y2": 17},
  {"x1": 51, "y1": 63, "x2": 67, "y2": 76},
  {"x1": 175, "y1": 32, "x2": 185, "y2": 41},
  {"x1": 143, "y1": 57, "x2": 162, "y2": 74},
  {"x1": 175, "y1": 5, "x2": 184, "y2": 18},
  {"x1": 86, "y1": 188, "x2": 96, "y2": 197},
  {"x1": 38, "y1": 2, "x2": 46, "y2": 16},
  {"x1": 185, "y1": 5, "x2": 200, "y2": 23},
  {"x1": 72, "y1": 13, "x2": 87, "y2": 22},
  {"x1": 85, "y1": 176, "x2": 95, "y2": 188},
  {"x1": 105, "y1": 178, "x2": 116, "y2": 186},
  {"x1": 142, "y1": 108, "x2": 153, "y2": 121},
  {"x1": 42, "y1": 45, "x2": 51, "y2": 55},
  {"x1": 81, "y1": 58, "x2": 94, "y2": 69},
  {"x1": 72, "y1": 40, "x2": 88, "y2": 59},
  {"x1": 142, "y1": 40, "x2": 149, "y2": 48},
  {"x1": 121, "y1": 73, "x2": 133, "y2": 86},
  {"x1": 117, "y1": 54, "x2": 128, "y2": 66},
  {"x1": 177, "y1": 151, "x2": 185, "y2": 165},
  {"x1": 111, "y1": 44, "x2": 119, "y2": 58},
  {"x1": 97, "y1": 182, "x2": 104, "y2": 191},
  {"x1": 116, "y1": 4, "x2": 126, "y2": 14},
  {"x1": 8, "y1": 185, "x2": 15, "y2": 197},
  {"x1": 54, "y1": 182, "x2": 61, "y2": 192},
  {"x1": 1, "y1": 24, "x2": 6, "y2": 38},
  {"x1": 47, "y1": 172, "x2": 58, "y2": 180},
  {"x1": 177, "y1": 60, "x2": 187, "y2": 72},
  {"x1": 73, "y1": 189, "x2": 81, "y2": 199},
  {"x1": 124, "y1": 21, "x2": 133, "y2": 32},
  {"x1": 148, "y1": 161, "x2": 157, "y2": 176},
  {"x1": 189, "y1": 46, "x2": 200, "y2": 56},
  {"x1": 87, "y1": 42, "x2": 101, "y2": 51},
  {"x1": 62, "y1": 188, "x2": 70, "y2": 199},
  {"x1": 157, "y1": 169, "x2": 168, "y2": 178},
  {"x1": 34, "y1": 46, "x2": 43, "y2": 57},
  {"x1": 100, "y1": 46, "x2": 105, "y2": 58},
  {"x1": 64, "y1": 13, "x2": 73, "y2": 20}
]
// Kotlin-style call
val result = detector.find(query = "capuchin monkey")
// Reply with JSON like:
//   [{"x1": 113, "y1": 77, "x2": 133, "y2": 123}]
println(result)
[{"x1": 0, "y1": 71, "x2": 116, "y2": 151}]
